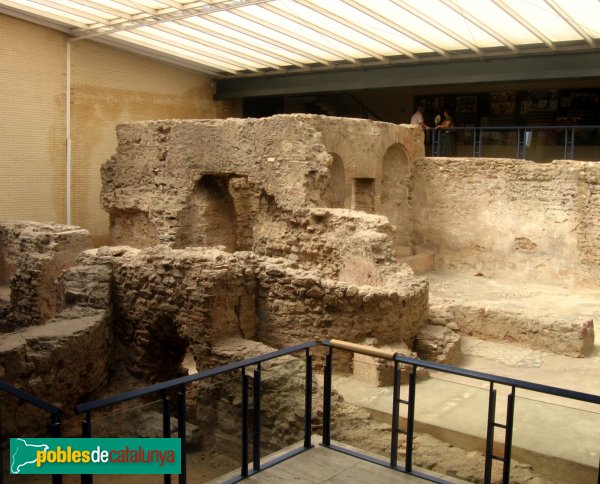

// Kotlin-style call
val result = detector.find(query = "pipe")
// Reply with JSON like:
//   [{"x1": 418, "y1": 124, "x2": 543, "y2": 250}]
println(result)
[{"x1": 66, "y1": 39, "x2": 71, "y2": 225}]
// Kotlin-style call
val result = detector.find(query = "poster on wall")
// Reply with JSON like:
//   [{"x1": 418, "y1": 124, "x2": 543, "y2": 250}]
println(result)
[
  {"x1": 455, "y1": 95, "x2": 478, "y2": 113},
  {"x1": 490, "y1": 91, "x2": 516, "y2": 116},
  {"x1": 520, "y1": 90, "x2": 558, "y2": 114}
]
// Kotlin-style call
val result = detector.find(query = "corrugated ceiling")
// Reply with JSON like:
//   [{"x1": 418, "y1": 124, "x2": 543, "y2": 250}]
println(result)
[{"x1": 1, "y1": 0, "x2": 599, "y2": 78}]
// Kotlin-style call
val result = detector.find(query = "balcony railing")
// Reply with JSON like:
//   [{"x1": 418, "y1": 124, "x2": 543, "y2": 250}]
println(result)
[
  {"x1": 68, "y1": 339, "x2": 600, "y2": 484},
  {"x1": 3, "y1": 340, "x2": 599, "y2": 483},
  {"x1": 0, "y1": 379, "x2": 62, "y2": 484},
  {"x1": 426, "y1": 125, "x2": 600, "y2": 162}
]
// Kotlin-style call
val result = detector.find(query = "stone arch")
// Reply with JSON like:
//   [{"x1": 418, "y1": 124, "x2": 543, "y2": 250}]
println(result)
[
  {"x1": 327, "y1": 152, "x2": 346, "y2": 208},
  {"x1": 175, "y1": 175, "x2": 238, "y2": 251},
  {"x1": 381, "y1": 144, "x2": 412, "y2": 252}
]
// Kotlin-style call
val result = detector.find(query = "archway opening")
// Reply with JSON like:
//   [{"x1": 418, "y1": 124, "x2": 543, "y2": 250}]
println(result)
[
  {"x1": 327, "y1": 153, "x2": 346, "y2": 208},
  {"x1": 176, "y1": 175, "x2": 238, "y2": 251},
  {"x1": 352, "y1": 178, "x2": 375, "y2": 213},
  {"x1": 0, "y1": 244, "x2": 12, "y2": 304},
  {"x1": 381, "y1": 144, "x2": 412, "y2": 254}
]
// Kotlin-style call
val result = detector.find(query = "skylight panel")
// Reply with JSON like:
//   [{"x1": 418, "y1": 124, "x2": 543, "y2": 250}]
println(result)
[
  {"x1": 503, "y1": 0, "x2": 580, "y2": 42},
  {"x1": 213, "y1": 9, "x2": 355, "y2": 61}
]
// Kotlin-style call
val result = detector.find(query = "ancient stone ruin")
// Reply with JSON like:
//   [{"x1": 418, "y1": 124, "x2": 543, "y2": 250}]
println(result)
[{"x1": 1, "y1": 114, "x2": 599, "y2": 481}]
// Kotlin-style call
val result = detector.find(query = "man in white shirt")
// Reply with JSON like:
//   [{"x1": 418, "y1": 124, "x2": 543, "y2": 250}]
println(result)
[{"x1": 410, "y1": 105, "x2": 429, "y2": 128}]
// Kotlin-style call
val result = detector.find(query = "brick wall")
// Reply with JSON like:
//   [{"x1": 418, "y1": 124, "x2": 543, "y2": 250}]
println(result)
[{"x1": 1, "y1": 13, "x2": 237, "y2": 245}]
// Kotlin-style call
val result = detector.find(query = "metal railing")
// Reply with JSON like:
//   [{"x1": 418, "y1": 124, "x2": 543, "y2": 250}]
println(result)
[
  {"x1": 427, "y1": 125, "x2": 600, "y2": 161},
  {"x1": 0, "y1": 379, "x2": 62, "y2": 484},
  {"x1": 3, "y1": 339, "x2": 600, "y2": 482},
  {"x1": 71, "y1": 338, "x2": 600, "y2": 484},
  {"x1": 74, "y1": 341, "x2": 318, "y2": 484}
]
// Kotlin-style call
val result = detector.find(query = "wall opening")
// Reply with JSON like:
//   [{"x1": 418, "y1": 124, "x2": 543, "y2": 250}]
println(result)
[
  {"x1": 228, "y1": 176, "x2": 258, "y2": 252},
  {"x1": 176, "y1": 175, "x2": 238, "y2": 251},
  {"x1": 0, "y1": 245, "x2": 12, "y2": 304},
  {"x1": 352, "y1": 178, "x2": 375, "y2": 213},
  {"x1": 327, "y1": 153, "x2": 346, "y2": 208},
  {"x1": 381, "y1": 144, "x2": 412, "y2": 253}
]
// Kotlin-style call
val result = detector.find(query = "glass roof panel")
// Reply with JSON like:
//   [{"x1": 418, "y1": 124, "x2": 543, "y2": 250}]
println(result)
[
  {"x1": 184, "y1": 16, "x2": 320, "y2": 64},
  {"x1": 268, "y1": 1, "x2": 399, "y2": 56},
  {"x1": 137, "y1": 25, "x2": 268, "y2": 69},
  {"x1": 2, "y1": 0, "x2": 599, "y2": 75},
  {"x1": 213, "y1": 9, "x2": 355, "y2": 61},
  {"x1": 91, "y1": 0, "x2": 140, "y2": 16},
  {"x1": 554, "y1": 0, "x2": 600, "y2": 40},
  {"x1": 462, "y1": 0, "x2": 540, "y2": 45},
  {"x1": 14, "y1": 0, "x2": 98, "y2": 24},
  {"x1": 361, "y1": 0, "x2": 469, "y2": 51},
  {"x1": 403, "y1": 0, "x2": 502, "y2": 48},
  {"x1": 113, "y1": 30, "x2": 245, "y2": 71},
  {"x1": 163, "y1": 21, "x2": 294, "y2": 67},
  {"x1": 503, "y1": 0, "x2": 579, "y2": 41}
]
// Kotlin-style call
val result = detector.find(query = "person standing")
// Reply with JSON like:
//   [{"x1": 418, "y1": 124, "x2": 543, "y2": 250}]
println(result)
[
  {"x1": 410, "y1": 105, "x2": 429, "y2": 128},
  {"x1": 436, "y1": 109, "x2": 455, "y2": 156}
]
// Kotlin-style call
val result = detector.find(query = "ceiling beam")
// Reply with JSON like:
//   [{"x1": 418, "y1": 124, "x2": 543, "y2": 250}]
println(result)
[
  {"x1": 544, "y1": 0, "x2": 595, "y2": 47},
  {"x1": 492, "y1": 0, "x2": 556, "y2": 50},
  {"x1": 342, "y1": 0, "x2": 449, "y2": 58},
  {"x1": 389, "y1": 0, "x2": 483, "y2": 55},
  {"x1": 294, "y1": 0, "x2": 417, "y2": 60},
  {"x1": 439, "y1": 0, "x2": 519, "y2": 53},
  {"x1": 215, "y1": 51, "x2": 600, "y2": 99},
  {"x1": 235, "y1": 4, "x2": 371, "y2": 65}
]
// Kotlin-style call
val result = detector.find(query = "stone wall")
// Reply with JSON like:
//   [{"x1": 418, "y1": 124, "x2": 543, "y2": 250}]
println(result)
[
  {"x1": 0, "y1": 222, "x2": 91, "y2": 331},
  {"x1": 101, "y1": 115, "x2": 423, "y2": 257},
  {"x1": 73, "y1": 245, "x2": 427, "y2": 381},
  {"x1": 413, "y1": 158, "x2": 600, "y2": 286},
  {"x1": 0, "y1": 239, "x2": 112, "y2": 435}
]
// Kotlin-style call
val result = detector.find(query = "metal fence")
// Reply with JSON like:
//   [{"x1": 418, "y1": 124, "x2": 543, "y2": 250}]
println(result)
[
  {"x1": 3, "y1": 339, "x2": 600, "y2": 483},
  {"x1": 427, "y1": 125, "x2": 600, "y2": 161},
  {"x1": 0, "y1": 380, "x2": 62, "y2": 484}
]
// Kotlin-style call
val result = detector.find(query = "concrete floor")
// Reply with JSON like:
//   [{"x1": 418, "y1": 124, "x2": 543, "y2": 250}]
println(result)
[
  {"x1": 328, "y1": 271, "x2": 600, "y2": 483},
  {"x1": 212, "y1": 438, "x2": 465, "y2": 484}
]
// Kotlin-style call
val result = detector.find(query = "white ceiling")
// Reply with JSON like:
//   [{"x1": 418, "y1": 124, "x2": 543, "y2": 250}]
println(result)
[{"x1": 2, "y1": 0, "x2": 599, "y2": 78}]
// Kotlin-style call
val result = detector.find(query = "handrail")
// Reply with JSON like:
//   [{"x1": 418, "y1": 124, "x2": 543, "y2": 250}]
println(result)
[
  {"x1": 425, "y1": 124, "x2": 600, "y2": 131},
  {"x1": 73, "y1": 338, "x2": 600, "y2": 484},
  {"x1": 0, "y1": 379, "x2": 62, "y2": 415},
  {"x1": 75, "y1": 340, "x2": 319, "y2": 414}
]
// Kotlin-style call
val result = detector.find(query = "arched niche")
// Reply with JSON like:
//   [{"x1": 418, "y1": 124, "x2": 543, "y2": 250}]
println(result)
[
  {"x1": 327, "y1": 152, "x2": 346, "y2": 208},
  {"x1": 381, "y1": 144, "x2": 412, "y2": 250},
  {"x1": 175, "y1": 175, "x2": 238, "y2": 251},
  {"x1": 0, "y1": 245, "x2": 11, "y2": 304}
]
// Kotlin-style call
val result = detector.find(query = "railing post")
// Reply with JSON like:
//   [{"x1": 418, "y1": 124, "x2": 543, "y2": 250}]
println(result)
[
  {"x1": 304, "y1": 348, "x2": 313, "y2": 449},
  {"x1": 162, "y1": 390, "x2": 171, "y2": 484},
  {"x1": 502, "y1": 387, "x2": 516, "y2": 484},
  {"x1": 253, "y1": 363, "x2": 261, "y2": 471},
  {"x1": 0, "y1": 405, "x2": 4, "y2": 484},
  {"x1": 390, "y1": 360, "x2": 401, "y2": 468},
  {"x1": 241, "y1": 368, "x2": 249, "y2": 477},
  {"x1": 177, "y1": 384, "x2": 186, "y2": 484},
  {"x1": 405, "y1": 365, "x2": 417, "y2": 473},
  {"x1": 484, "y1": 384, "x2": 497, "y2": 484},
  {"x1": 322, "y1": 347, "x2": 333, "y2": 447},
  {"x1": 50, "y1": 413, "x2": 62, "y2": 484},
  {"x1": 81, "y1": 411, "x2": 92, "y2": 484}
]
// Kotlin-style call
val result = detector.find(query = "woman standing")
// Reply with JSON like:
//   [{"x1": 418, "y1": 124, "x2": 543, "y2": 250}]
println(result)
[{"x1": 436, "y1": 109, "x2": 455, "y2": 156}]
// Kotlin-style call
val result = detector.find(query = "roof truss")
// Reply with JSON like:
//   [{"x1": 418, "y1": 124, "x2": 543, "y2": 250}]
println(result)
[{"x1": 1, "y1": 0, "x2": 598, "y2": 78}]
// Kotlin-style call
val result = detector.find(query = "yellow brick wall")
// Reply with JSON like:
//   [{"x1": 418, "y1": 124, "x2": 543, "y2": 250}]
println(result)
[
  {"x1": 0, "y1": 14, "x2": 67, "y2": 224},
  {"x1": 1, "y1": 13, "x2": 237, "y2": 245}
]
